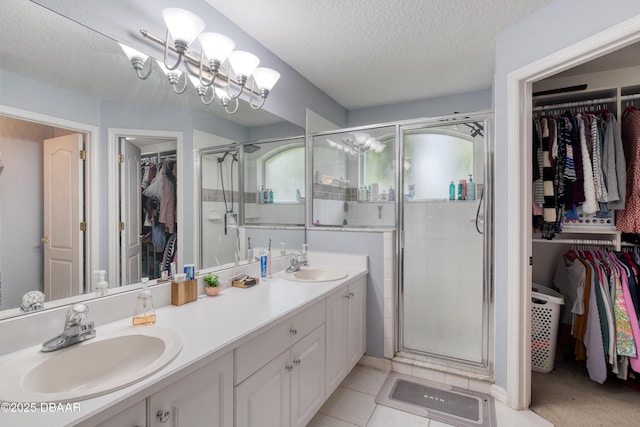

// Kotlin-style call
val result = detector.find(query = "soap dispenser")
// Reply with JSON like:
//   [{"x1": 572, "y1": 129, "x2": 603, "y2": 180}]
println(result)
[
  {"x1": 467, "y1": 174, "x2": 476, "y2": 200},
  {"x1": 95, "y1": 270, "x2": 108, "y2": 297},
  {"x1": 133, "y1": 277, "x2": 156, "y2": 325}
]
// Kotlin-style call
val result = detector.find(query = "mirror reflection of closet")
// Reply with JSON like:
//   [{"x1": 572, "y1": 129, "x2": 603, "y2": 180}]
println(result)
[{"x1": 117, "y1": 136, "x2": 177, "y2": 286}]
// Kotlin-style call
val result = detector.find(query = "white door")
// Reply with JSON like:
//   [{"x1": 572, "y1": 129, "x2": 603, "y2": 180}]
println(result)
[
  {"x1": 149, "y1": 351, "x2": 233, "y2": 427},
  {"x1": 236, "y1": 350, "x2": 291, "y2": 427},
  {"x1": 43, "y1": 133, "x2": 84, "y2": 301},
  {"x1": 120, "y1": 139, "x2": 142, "y2": 286},
  {"x1": 290, "y1": 326, "x2": 325, "y2": 427},
  {"x1": 347, "y1": 279, "x2": 366, "y2": 369},
  {"x1": 325, "y1": 289, "x2": 349, "y2": 396}
]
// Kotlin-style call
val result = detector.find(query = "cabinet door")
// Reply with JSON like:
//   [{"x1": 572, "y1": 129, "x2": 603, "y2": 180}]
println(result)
[
  {"x1": 149, "y1": 351, "x2": 233, "y2": 427},
  {"x1": 325, "y1": 288, "x2": 349, "y2": 396},
  {"x1": 94, "y1": 399, "x2": 146, "y2": 427},
  {"x1": 347, "y1": 278, "x2": 367, "y2": 369},
  {"x1": 236, "y1": 350, "x2": 291, "y2": 427},
  {"x1": 290, "y1": 326, "x2": 325, "y2": 427}
]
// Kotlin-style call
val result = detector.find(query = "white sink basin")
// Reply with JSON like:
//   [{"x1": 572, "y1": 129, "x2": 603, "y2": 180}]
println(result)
[
  {"x1": 0, "y1": 325, "x2": 182, "y2": 403},
  {"x1": 281, "y1": 268, "x2": 348, "y2": 282}
]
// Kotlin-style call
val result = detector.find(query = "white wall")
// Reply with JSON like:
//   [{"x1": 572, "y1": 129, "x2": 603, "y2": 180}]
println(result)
[{"x1": 494, "y1": 0, "x2": 640, "y2": 392}]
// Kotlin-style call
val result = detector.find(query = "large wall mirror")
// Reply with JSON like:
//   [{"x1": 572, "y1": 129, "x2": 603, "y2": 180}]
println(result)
[{"x1": 0, "y1": 0, "x2": 304, "y2": 318}]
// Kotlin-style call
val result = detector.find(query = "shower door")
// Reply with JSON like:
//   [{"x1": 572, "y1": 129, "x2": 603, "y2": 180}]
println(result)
[{"x1": 399, "y1": 116, "x2": 492, "y2": 375}]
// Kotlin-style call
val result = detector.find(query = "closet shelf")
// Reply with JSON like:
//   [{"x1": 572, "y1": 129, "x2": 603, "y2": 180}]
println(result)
[{"x1": 532, "y1": 230, "x2": 623, "y2": 250}]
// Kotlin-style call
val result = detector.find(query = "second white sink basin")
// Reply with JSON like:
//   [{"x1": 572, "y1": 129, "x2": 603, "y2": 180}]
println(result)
[
  {"x1": 281, "y1": 268, "x2": 348, "y2": 282},
  {"x1": 0, "y1": 325, "x2": 182, "y2": 403}
]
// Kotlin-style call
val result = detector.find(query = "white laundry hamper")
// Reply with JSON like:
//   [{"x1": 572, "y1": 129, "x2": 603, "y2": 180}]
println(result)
[{"x1": 531, "y1": 283, "x2": 565, "y2": 373}]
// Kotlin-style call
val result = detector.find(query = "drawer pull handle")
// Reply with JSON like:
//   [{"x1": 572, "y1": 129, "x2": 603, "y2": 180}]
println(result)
[
  {"x1": 285, "y1": 364, "x2": 293, "y2": 372},
  {"x1": 289, "y1": 327, "x2": 298, "y2": 335},
  {"x1": 157, "y1": 410, "x2": 171, "y2": 423},
  {"x1": 293, "y1": 358, "x2": 301, "y2": 366}
]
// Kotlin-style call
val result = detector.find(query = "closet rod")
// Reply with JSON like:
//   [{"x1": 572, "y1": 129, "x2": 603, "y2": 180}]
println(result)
[
  {"x1": 533, "y1": 238, "x2": 616, "y2": 245},
  {"x1": 620, "y1": 93, "x2": 640, "y2": 102},
  {"x1": 533, "y1": 96, "x2": 616, "y2": 112}
]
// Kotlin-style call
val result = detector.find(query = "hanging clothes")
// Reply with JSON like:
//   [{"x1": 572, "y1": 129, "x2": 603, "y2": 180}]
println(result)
[
  {"x1": 552, "y1": 248, "x2": 640, "y2": 383},
  {"x1": 533, "y1": 109, "x2": 625, "y2": 238},
  {"x1": 617, "y1": 108, "x2": 640, "y2": 232}
]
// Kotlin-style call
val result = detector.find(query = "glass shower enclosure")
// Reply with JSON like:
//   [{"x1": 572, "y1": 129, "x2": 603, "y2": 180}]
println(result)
[{"x1": 398, "y1": 114, "x2": 493, "y2": 376}]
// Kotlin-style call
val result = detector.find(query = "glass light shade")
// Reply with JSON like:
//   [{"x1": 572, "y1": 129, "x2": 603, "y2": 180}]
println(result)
[
  {"x1": 162, "y1": 8, "x2": 205, "y2": 45},
  {"x1": 364, "y1": 137, "x2": 375, "y2": 148},
  {"x1": 155, "y1": 60, "x2": 182, "y2": 77},
  {"x1": 252, "y1": 67, "x2": 280, "y2": 91},
  {"x1": 353, "y1": 133, "x2": 370, "y2": 146},
  {"x1": 228, "y1": 51, "x2": 260, "y2": 77},
  {"x1": 198, "y1": 32, "x2": 235, "y2": 63},
  {"x1": 119, "y1": 43, "x2": 148, "y2": 61}
]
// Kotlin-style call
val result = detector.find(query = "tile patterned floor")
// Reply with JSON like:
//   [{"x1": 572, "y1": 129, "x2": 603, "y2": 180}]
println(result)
[{"x1": 307, "y1": 366, "x2": 552, "y2": 427}]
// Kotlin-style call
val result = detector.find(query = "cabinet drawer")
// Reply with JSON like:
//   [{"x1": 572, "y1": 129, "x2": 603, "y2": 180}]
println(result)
[{"x1": 236, "y1": 300, "x2": 325, "y2": 385}]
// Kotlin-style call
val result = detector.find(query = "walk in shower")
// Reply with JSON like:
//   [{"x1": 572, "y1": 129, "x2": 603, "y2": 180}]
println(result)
[{"x1": 398, "y1": 114, "x2": 493, "y2": 377}]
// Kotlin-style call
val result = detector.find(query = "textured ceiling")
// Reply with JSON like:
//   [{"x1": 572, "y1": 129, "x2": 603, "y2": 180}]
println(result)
[{"x1": 203, "y1": 0, "x2": 554, "y2": 110}]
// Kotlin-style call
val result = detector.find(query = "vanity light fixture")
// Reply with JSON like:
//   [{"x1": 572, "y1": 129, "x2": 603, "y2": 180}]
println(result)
[
  {"x1": 120, "y1": 7, "x2": 280, "y2": 115},
  {"x1": 326, "y1": 133, "x2": 385, "y2": 156}
]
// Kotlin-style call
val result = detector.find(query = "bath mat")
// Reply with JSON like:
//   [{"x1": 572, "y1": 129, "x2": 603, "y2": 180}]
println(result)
[{"x1": 375, "y1": 372, "x2": 496, "y2": 426}]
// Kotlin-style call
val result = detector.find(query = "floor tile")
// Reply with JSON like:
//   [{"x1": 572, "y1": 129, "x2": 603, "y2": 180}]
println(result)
[
  {"x1": 427, "y1": 420, "x2": 457, "y2": 427},
  {"x1": 340, "y1": 366, "x2": 389, "y2": 396},
  {"x1": 307, "y1": 412, "x2": 359, "y2": 427},
  {"x1": 494, "y1": 400, "x2": 552, "y2": 427},
  {"x1": 366, "y1": 405, "x2": 429, "y2": 427},
  {"x1": 319, "y1": 387, "x2": 377, "y2": 427}
]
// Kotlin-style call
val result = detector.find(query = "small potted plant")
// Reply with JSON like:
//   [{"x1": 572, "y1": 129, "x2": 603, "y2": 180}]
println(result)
[{"x1": 203, "y1": 273, "x2": 220, "y2": 296}]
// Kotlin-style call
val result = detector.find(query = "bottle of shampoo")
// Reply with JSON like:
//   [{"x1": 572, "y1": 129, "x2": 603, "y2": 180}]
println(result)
[
  {"x1": 458, "y1": 180, "x2": 465, "y2": 200},
  {"x1": 269, "y1": 188, "x2": 274, "y2": 203},
  {"x1": 388, "y1": 186, "x2": 395, "y2": 202},
  {"x1": 449, "y1": 181, "x2": 456, "y2": 200},
  {"x1": 467, "y1": 175, "x2": 476, "y2": 200},
  {"x1": 132, "y1": 277, "x2": 156, "y2": 325}
]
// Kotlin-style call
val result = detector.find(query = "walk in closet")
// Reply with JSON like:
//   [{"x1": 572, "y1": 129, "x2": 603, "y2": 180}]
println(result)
[
  {"x1": 140, "y1": 150, "x2": 177, "y2": 280},
  {"x1": 529, "y1": 43, "x2": 640, "y2": 422}
]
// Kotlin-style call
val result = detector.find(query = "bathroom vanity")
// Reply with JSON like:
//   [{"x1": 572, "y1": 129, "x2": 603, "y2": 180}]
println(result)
[{"x1": 0, "y1": 253, "x2": 367, "y2": 427}]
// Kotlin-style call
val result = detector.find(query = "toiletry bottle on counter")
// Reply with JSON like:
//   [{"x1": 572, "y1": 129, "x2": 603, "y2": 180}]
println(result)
[
  {"x1": 388, "y1": 186, "x2": 395, "y2": 201},
  {"x1": 260, "y1": 251, "x2": 267, "y2": 278},
  {"x1": 269, "y1": 188, "x2": 274, "y2": 203},
  {"x1": 458, "y1": 180, "x2": 465, "y2": 200},
  {"x1": 133, "y1": 277, "x2": 156, "y2": 325},
  {"x1": 449, "y1": 181, "x2": 456, "y2": 200}
]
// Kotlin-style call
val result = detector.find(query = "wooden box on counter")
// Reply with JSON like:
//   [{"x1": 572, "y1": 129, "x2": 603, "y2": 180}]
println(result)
[{"x1": 171, "y1": 279, "x2": 197, "y2": 306}]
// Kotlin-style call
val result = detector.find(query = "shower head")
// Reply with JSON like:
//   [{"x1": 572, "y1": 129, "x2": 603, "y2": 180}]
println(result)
[{"x1": 243, "y1": 144, "x2": 260, "y2": 154}]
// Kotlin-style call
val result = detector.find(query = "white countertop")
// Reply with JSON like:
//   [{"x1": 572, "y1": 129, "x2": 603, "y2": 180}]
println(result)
[{"x1": 0, "y1": 256, "x2": 367, "y2": 426}]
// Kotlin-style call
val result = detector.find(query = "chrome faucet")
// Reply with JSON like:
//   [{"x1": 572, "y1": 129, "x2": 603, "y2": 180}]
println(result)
[
  {"x1": 286, "y1": 251, "x2": 308, "y2": 273},
  {"x1": 41, "y1": 303, "x2": 96, "y2": 352},
  {"x1": 19, "y1": 290, "x2": 46, "y2": 313}
]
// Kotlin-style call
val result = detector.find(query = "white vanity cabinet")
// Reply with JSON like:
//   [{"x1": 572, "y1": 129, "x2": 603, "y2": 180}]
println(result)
[
  {"x1": 94, "y1": 400, "x2": 146, "y2": 427},
  {"x1": 235, "y1": 325, "x2": 325, "y2": 427},
  {"x1": 325, "y1": 277, "x2": 367, "y2": 396},
  {"x1": 148, "y1": 351, "x2": 233, "y2": 427}
]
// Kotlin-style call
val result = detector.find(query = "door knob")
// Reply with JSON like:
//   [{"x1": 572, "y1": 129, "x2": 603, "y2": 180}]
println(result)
[
  {"x1": 157, "y1": 410, "x2": 171, "y2": 423},
  {"x1": 41, "y1": 236, "x2": 49, "y2": 243}
]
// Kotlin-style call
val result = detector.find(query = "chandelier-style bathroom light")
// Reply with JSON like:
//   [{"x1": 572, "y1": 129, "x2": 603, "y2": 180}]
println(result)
[
  {"x1": 326, "y1": 133, "x2": 386, "y2": 156},
  {"x1": 119, "y1": 7, "x2": 280, "y2": 114}
]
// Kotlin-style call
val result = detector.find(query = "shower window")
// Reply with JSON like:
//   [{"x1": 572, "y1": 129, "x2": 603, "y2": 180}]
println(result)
[{"x1": 243, "y1": 137, "x2": 305, "y2": 226}]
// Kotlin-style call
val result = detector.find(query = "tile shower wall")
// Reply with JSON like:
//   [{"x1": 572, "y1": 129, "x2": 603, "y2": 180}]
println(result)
[{"x1": 402, "y1": 200, "x2": 484, "y2": 363}]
